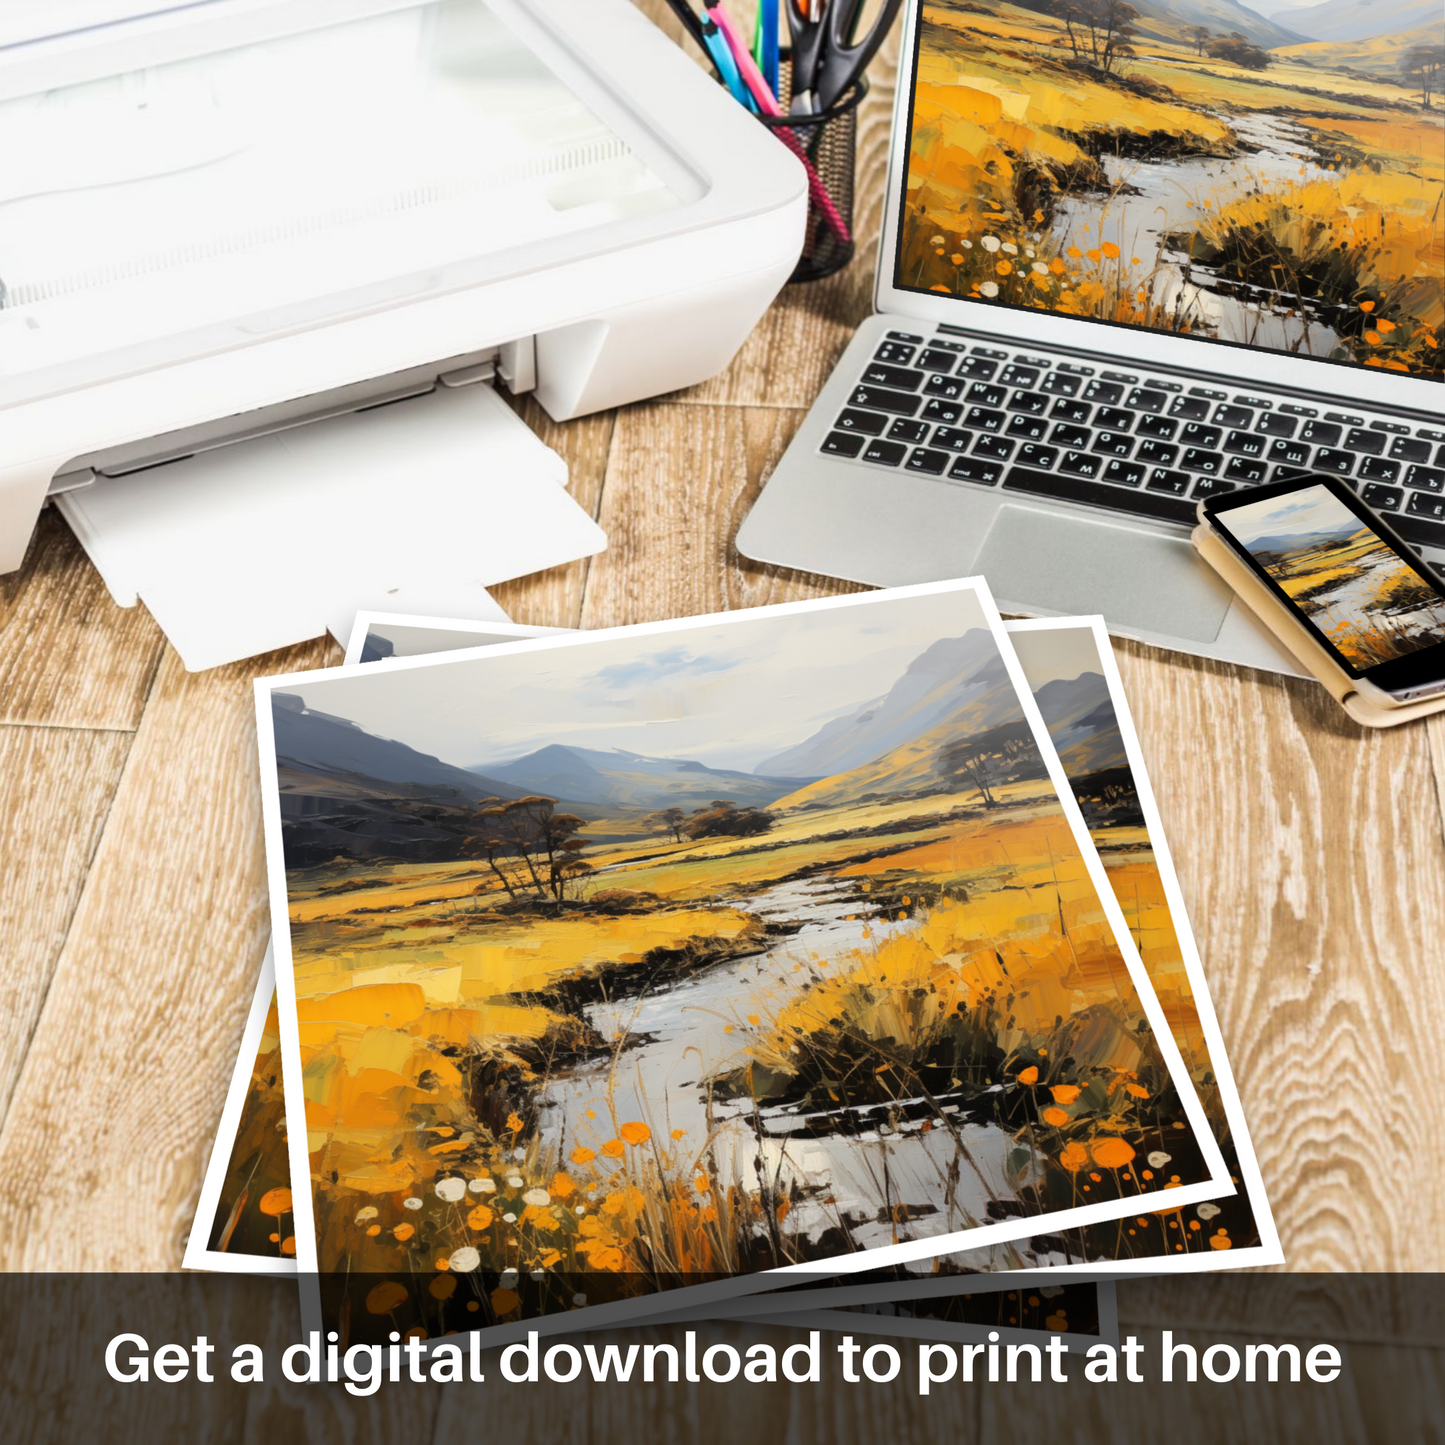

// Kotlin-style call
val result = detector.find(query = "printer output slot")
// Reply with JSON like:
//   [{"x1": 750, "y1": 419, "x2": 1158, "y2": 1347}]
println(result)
[{"x1": 46, "y1": 337, "x2": 538, "y2": 496}]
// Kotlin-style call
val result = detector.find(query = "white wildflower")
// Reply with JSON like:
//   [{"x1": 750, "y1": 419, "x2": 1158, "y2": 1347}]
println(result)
[
  {"x1": 1147, "y1": 1151, "x2": 1172, "y2": 1169},
  {"x1": 403, "y1": 1197, "x2": 423, "y2": 1211},
  {"x1": 354, "y1": 1206, "x2": 378, "y2": 1224},
  {"x1": 522, "y1": 1188, "x2": 551, "y2": 1208},
  {"x1": 507, "y1": 1175, "x2": 524, "y2": 1188},
  {"x1": 502, "y1": 1212, "x2": 517, "y2": 1223},
  {"x1": 1197, "y1": 1202, "x2": 1222, "y2": 1220},
  {"x1": 499, "y1": 1268, "x2": 519, "y2": 1289},
  {"x1": 470, "y1": 1177, "x2": 496, "y2": 1194},
  {"x1": 1032, "y1": 261, "x2": 1049, "y2": 275},
  {"x1": 449, "y1": 1246, "x2": 480, "y2": 1273},
  {"x1": 980, "y1": 235, "x2": 1000, "y2": 253},
  {"x1": 1001, "y1": 241, "x2": 1018, "y2": 255},
  {"x1": 435, "y1": 1177, "x2": 467, "y2": 1203},
  {"x1": 979, "y1": 281, "x2": 999, "y2": 298}
]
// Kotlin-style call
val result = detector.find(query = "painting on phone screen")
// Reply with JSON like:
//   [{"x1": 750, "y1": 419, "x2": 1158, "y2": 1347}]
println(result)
[
  {"x1": 1226, "y1": 484, "x2": 1445, "y2": 667},
  {"x1": 896, "y1": 1, "x2": 1444, "y2": 378}
]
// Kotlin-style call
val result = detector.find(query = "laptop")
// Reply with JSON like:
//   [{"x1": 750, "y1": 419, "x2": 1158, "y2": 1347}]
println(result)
[{"x1": 737, "y1": 0, "x2": 1445, "y2": 674}]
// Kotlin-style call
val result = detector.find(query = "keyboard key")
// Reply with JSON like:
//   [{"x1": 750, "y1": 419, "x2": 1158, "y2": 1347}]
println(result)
[
  {"x1": 1180, "y1": 423, "x2": 1222, "y2": 449},
  {"x1": 1234, "y1": 395, "x2": 1272, "y2": 409},
  {"x1": 1421, "y1": 429, "x2": 1445, "y2": 442},
  {"x1": 922, "y1": 398, "x2": 962, "y2": 424},
  {"x1": 1407, "y1": 491, "x2": 1445, "y2": 521},
  {"x1": 1346, "y1": 427, "x2": 1385, "y2": 456},
  {"x1": 948, "y1": 457, "x2": 1004, "y2": 485},
  {"x1": 906, "y1": 447, "x2": 951, "y2": 475},
  {"x1": 1083, "y1": 380, "x2": 1124, "y2": 404},
  {"x1": 1193, "y1": 476, "x2": 1237, "y2": 498},
  {"x1": 1437, "y1": 444, "x2": 1445, "y2": 465},
  {"x1": 1095, "y1": 406, "x2": 1134, "y2": 432},
  {"x1": 1326, "y1": 411, "x2": 1364, "y2": 426},
  {"x1": 1362, "y1": 483, "x2": 1403, "y2": 511},
  {"x1": 1060, "y1": 450, "x2": 1103, "y2": 478},
  {"x1": 1369, "y1": 418, "x2": 1409, "y2": 434},
  {"x1": 967, "y1": 382, "x2": 1008, "y2": 407},
  {"x1": 957, "y1": 356, "x2": 999, "y2": 379},
  {"x1": 1269, "y1": 438, "x2": 1311, "y2": 467},
  {"x1": 1169, "y1": 395, "x2": 1211, "y2": 421},
  {"x1": 1313, "y1": 448, "x2": 1354, "y2": 476},
  {"x1": 821, "y1": 431, "x2": 865, "y2": 457},
  {"x1": 1092, "y1": 432, "x2": 1134, "y2": 458},
  {"x1": 1051, "y1": 423, "x2": 1091, "y2": 449},
  {"x1": 886, "y1": 330, "x2": 924, "y2": 343},
  {"x1": 964, "y1": 406, "x2": 1006, "y2": 432},
  {"x1": 1008, "y1": 390, "x2": 1050, "y2": 415},
  {"x1": 1126, "y1": 388, "x2": 1166, "y2": 413},
  {"x1": 998, "y1": 364, "x2": 1040, "y2": 388},
  {"x1": 861, "y1": 438, "x2": 907, "y2": 466},
  {"x1": 930, "y1": 427, "x2": 974, "y2": 452},
  {"x1": 1215, "y1": 404, "x2": 1254, "y2": 429},
  {"x1": 1004, "y1": 466, "x2": 1196, "y2": 523},
  {"x1": 1360, "y1": 456, "x2": 1400, "y2": 483},
  {"x1": 1395, "y1": 513, "x2": 1445, "y2": 551},
  {"x1": 1147, "y1": 469, "x2": 1191, "y2": 495},
  {"x1": 973, "y1": 435, "x2": 1015, "y2": 461},
  {"x1": 1190, "y1": 385, "x2": 1228, "y2": 400},
  {"x1": 1224, "y1": 430, "x2": 1266, "y2": 458},
  {"x1": 1256, "y1": 413, "x2": 1297, "y2": 438},
  {"x1": 1057, "y1": 362, "x2": 1094, "y2": 375},
  {"x1": 1006, "y1": 415, "x2": 1049, "y2": 441},
  {"x1": 1041, "y1": 372, "x2": 1082, "y2": 397},
  {"x1": 1016, "y1": 443, "x2": 1059, "y2": 469},
  {"x1": 1299, "y1": 420, "x2": 1341, "y2": 446},
  {"x1": 1137, "y1": 440, "x2": 1179, "y2": 467},
  {"x1": 850, "y1": 385, "x2": 921, "y2": 417},
  {"x1": 1224, "y1": 456, "x2": 1268, "y2": 483},
  {"x1": 969, "y1": 345, "x2": 1007, "y2": 358},
  {"x1": 1388, "y1": 436, "x2": 1431, "y2": 464},
  {"x1": 1280, "y1": 403, "x2": 1319, "y2": 417},
  {"x1": 916, "y1": 348, "x2": 959, "y2": 373},
  {"x1": 1050, "y1": 398, "x2": 1092, "y2": 424},
  {"x1": 1102, "y1": 370, "x2": 1137, "y2": 384},
  {"x1": 835, "y1": 408, "x2": 889, "y2": 435},
  {"x1": 1406, "y1": 465, "x2": 1445, "y2": 493},
  {"x1": 1136, "y1": 414, "x2": 1178, "y2": 440},
  {"x1": 874, "y1": 342, "x2": 917, "y2": 365},
  {"x1": 1103, "y1": 459, "x2": 1146, "y2": 486},
  {"x1": 863, "y1": 363, "x2": 925, "y2": 390},
  {"x1": 887, "y1": 418, "x2": 931, "y2": 444},
  {"x1": 1181, "y1": 448, "x2": 1223, "y2": 474},
  {"x1": 924, "y1": 374, "x2": 966, "y2": 400}
]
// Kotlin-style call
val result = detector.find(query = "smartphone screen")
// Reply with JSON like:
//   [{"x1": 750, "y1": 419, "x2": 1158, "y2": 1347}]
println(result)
[{"x1": 1204, "y1": 476, "x2": 1445, "y2": 696}]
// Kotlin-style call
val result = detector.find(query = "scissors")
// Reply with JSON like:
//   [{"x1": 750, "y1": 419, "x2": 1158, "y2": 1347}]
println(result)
[{"x1": 785, "y1": 0, "x2": 903, "y2": 113}]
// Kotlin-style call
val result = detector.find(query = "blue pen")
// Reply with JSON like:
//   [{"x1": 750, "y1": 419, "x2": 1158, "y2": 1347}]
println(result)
[
  {"x1": 701, "y1": 15, "x2": 755, "y2": 110},
  {"x1": 758, "y1": 0, "x2": 780, "y2": 98}
]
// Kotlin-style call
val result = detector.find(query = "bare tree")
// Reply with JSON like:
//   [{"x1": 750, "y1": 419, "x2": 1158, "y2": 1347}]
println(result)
[
  {"x1": 1188, "y1": 24, "x2": 1210, "y2": 55},
  {"x1": 657, "y1": 807, "x2": 688, "y2": 842},
  {"x1": 1052, "y1": 0, "x2": 1140, "y2": 76},
  {"x1": 1402, "y1": 44, "x2": 1444, "y2": 106}
]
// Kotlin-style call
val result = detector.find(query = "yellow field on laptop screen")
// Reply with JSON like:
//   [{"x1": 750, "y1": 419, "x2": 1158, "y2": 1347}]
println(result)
[{"x1": 896, "y1": 0, "x2": 1444, "y2": 378}]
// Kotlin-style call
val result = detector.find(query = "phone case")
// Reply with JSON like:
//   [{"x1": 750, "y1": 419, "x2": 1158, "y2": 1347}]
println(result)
[{"x1": 1192, "y1": 522, "x2": 1445, "y2": 729}]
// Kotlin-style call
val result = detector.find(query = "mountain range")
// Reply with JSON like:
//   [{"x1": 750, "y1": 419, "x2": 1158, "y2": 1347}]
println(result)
[
  {"x1": 1245, "y1": 523, "x2": 1365, "y2": 553},
  {"x1": 1266, "y1": 0, "x2": 1439, "y2": 42},
  {"x1": 1031, "y1": 672, "x2": 1128, "y2": 779},
  {"x1": 768, "y1": 632, "x2": 1030, "y2": 810},
  {"x1": 469, "y1": 744, "x2": 817, "y2": 813},
  {"x1": 1133, "y1": 0, "x2": 1304, "y2": 48}
]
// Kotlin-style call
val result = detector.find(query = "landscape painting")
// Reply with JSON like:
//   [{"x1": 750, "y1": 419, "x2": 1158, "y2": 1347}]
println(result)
[
  {"x1": 1226, "y1": 483, "x2": 1445, "y2": 664},
  {"x1": 898, "y1": 0, "x2": 1444, "y2": 376},
  {"x1": 260, "y1": 586, "x2": 1223, "y2": 1343}
]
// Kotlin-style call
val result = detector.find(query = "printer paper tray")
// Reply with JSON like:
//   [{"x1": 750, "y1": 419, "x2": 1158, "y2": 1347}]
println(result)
[{"x1": 56, "y1": 384, "x2": 604, "y2": 671}]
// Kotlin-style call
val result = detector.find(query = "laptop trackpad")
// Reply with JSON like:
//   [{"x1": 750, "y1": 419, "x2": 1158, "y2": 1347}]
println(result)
[{"x1": 975, "y1": 504, "x2": 1233, "y2": 643}]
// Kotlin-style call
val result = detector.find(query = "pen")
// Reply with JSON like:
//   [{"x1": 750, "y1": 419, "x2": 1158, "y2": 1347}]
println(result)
[
  {"x1": 705, "y1": 4, "x2": 852, "y2": 247},
  {"x1": 756, "y1": 0, "x2": 780, "y2": 98},
  {"x1": 700, "y1": 13, "x2": 757, "y2": 109},
  {"x1": 661, "y1": 0, "x2": 707, "y2": 51}
]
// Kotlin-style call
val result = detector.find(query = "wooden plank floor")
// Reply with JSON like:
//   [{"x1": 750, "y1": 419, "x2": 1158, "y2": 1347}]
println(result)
[{"x1": 0, "y1": 3, "x2": 1441, "y2": 1437}]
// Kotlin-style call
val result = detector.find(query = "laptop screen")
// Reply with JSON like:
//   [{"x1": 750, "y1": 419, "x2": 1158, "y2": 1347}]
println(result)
[{"x1": 892, "y1": 1, "x2": 1444, "y2": 381}]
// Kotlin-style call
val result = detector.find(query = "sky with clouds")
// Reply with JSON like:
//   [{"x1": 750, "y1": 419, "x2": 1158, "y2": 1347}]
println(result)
[
  {"x1": 282, "y1": 588, "x2": 998, "y2": 774},
  {"x1": 1223, "y1": 484, "x2": 1364, "y2": 549}
]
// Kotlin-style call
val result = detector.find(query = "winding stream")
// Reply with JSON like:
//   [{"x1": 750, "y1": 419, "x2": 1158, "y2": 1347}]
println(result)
[
  {"x1": 534, "y1": 876, "x2": 1024, "y2": 1255},
  {"x1": 1053, "y1": 110, "x2": 1342, "y2": 356}
]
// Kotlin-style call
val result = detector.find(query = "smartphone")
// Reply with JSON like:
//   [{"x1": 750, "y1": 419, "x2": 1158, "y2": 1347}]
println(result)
[{"x1": 1200, "y1": 474, "x2": 1445, "y2": 706}]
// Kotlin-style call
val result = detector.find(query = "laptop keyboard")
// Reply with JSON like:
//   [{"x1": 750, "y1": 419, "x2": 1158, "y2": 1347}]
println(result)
[{"x1": 821, "y1": 330, "x2": 1445, "y2": 551}]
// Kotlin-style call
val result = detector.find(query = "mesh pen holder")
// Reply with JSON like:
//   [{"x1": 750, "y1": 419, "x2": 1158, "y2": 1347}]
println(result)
[{"x1": 759, "y1": 63, "x2": 867, "y2": 284}]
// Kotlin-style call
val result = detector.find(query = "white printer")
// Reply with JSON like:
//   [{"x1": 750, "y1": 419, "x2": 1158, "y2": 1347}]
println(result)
[{"x1": 0, "y1": 0, "x2": 806, "y2": 665}]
